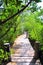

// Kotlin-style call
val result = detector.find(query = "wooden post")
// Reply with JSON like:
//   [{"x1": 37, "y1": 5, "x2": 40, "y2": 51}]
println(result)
[{"x1": 34, "y1": 41, "x2": 39, "y2": 59}]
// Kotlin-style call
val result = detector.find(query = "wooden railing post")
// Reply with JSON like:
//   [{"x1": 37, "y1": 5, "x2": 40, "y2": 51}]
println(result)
[{"x1": 34, "y1": 41, "x2": 39, "y2": 58}]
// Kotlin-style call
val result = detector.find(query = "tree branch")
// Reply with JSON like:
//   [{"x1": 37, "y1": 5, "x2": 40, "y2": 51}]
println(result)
[
  {"x1": 0, "y1": 24, "x2": 12, "y2": 40},
  {"x1": 0, "y1": 22, "x2": 19, "y2": 40},
  {"x1": 0, "y1": 1, "x2": 32, "y2": 25}
]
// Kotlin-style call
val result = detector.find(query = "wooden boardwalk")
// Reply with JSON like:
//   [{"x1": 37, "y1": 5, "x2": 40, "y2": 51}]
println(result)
[{"x1": 7, "y1": 33, "x2": 41, "y2": 65}]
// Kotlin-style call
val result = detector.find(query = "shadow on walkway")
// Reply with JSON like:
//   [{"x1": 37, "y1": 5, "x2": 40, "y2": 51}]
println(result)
[
  {"x1": 29, "y1": 57, "x2": 37, "y2": 65},
  {"x1": 29, "y1": 38, "x2": 41, "y2": 65}
]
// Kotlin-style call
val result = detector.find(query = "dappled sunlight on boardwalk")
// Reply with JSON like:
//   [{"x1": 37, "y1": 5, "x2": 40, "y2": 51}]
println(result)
[{"x1": 7, "y1": 33, "x2": 41, "y2": 65}]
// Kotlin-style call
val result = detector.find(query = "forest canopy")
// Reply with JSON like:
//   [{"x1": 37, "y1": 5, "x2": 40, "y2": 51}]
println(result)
[{"x1": 0, "y1": 0, "x2": 43, "y2": 44}]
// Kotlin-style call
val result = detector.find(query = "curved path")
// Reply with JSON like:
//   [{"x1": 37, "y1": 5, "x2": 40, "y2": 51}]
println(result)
[{"x1": 7, "y1": 33, "x2": 41, "y2": 65}]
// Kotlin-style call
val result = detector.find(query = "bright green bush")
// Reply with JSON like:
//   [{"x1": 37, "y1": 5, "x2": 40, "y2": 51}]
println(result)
[{"x1": 0, "y1": 47, "x2": 10, "y2": 65}]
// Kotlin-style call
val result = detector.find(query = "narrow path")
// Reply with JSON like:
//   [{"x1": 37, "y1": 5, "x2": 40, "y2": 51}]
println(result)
[{"x1": 7, "y1": 33, "x2": 41, "y2": 65}]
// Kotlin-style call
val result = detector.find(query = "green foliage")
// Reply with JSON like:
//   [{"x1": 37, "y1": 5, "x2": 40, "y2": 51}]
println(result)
[
  {"x1": 0, "y1": 48, "x2": 10, "y2": 65},
  {"x1": 16, "y1": 10, "x2": 43, "y2": 50},
  {"x1": 34, "y1": 0, "x2": 41, "y2": 2},
  {"x1": 30, "y1": 1, "x2": 41, "y2": 12},
  {"x1": 0, "y1": 0, "x2": 23, "y2": 64},
  {"x1": 30, "y1": 0, "x2": 41, "y2": 2},
  {"x1": 0, "y1": 0, "x2": 43, "y2": 64}
]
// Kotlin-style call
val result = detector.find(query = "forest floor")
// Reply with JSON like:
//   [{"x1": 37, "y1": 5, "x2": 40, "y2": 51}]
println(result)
[{"x1": 7, "y1": 33, "x2": 41, "y2": 65}]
